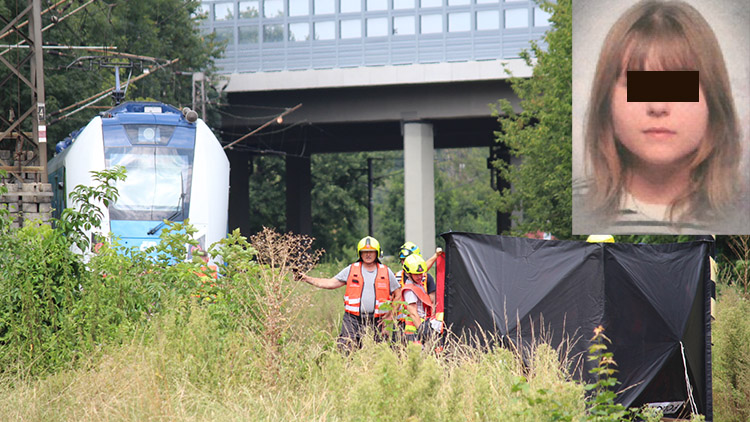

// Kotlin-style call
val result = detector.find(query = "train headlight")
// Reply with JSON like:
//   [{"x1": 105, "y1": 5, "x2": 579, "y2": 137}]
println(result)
[
  {"x1": 142, "y1": 127, "x2": 156, "y2": 141},
  {"x1": 182, "y1": 107, "x2": 199, "y2": 123}
]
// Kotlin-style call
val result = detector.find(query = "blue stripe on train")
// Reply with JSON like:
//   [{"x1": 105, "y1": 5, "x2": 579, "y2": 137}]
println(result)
[{"x1": 109, "y1": 220, "x2": 164, "y2": 251}]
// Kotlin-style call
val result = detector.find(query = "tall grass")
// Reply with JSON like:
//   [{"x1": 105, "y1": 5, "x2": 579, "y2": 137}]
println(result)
[
  {"x1": 713, "y1": 236, "x2": 750, "y2": 422},
  {"x1": 1, "y1": 209, "x2": 744, "y2": 420},
  {"x1": 0, "y1": 301, "x2": 593, "y2": 421}
]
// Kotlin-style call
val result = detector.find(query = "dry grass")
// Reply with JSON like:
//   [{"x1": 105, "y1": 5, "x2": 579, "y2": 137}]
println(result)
[{"x1": 0, "y1": 303, "x2": 591, "y2": 421}]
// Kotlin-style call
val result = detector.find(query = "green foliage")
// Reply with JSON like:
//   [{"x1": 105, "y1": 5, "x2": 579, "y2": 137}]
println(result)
[
  {"x1": 55, "y1": 166, "x2": 127, "y2": 252},
  {"x1": 0, "y1": 169, "x2": 9, "y2": 232},
  {"x1": 511, "y1": 375, "x2": 577, "y2": 421},
  {"x1": 0, "y1": 166, "x2": 127, "y2": 375},
  {"x1": 492, "y1": 0, "x2": 573, "y2": 237},
  {"x1": 206, "y1": 229, "x2": 261, "y2": 333},
  {"x1": 346, "y1": 342, "x2": 443, "y2": 421},
  {"x1": 434, "y1": 149, "x2": 497, "y2": 242},
  {"x1": 721, "y1": 235, "x2": 750, "y2": 298},
  {"x1": 211, "y1": 228, "x2": 258, "y2": 278},
  {"x1": 311, "y1": 152, "x2": 370, "y2": 259},
  {"x1": 372, "y1": 152, "x2": 405, "y2": 256},
  {"x1": 584, "y1": 327, "x2": 629, "y2": 421},
  {"x1": 582, "y1": 326, "x2": 665, "y2": 422},
  {"x1": 614, "y1": 234, "x2": 694, "y2": 244},
  {"x1": 248, "y1": 155, "x2": 287, "y2": 234},
  {"x1": 0, "y1": 167, "x2": 212, "y2": 376},
  {"x1": 375, "y1": 148, "x2": 497, "y2": 256},
  {"x1": 0, "y1": 0, "x2": 224, "y2": 147},
  {"x1": 247, "y1": 145, "x2": 498, "y2": 262},
  {"x1": 377, "y1": 300, "x2": 407, "y2": 334},
  {"x1": 147, "y1": 218, "x2": 197, "y2": 266},
  {"x1": 713, "y1": 286, "x2": 750, "y2": 422},
  {"x1": 0, "y1": 222, "x2": 84, "y2": 374},
  {"x1": 2, "y1": 267, "x2": 742, "y2": 420}
]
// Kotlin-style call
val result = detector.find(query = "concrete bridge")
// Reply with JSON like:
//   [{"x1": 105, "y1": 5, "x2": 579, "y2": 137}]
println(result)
[{"x1": 199, "y1": 0, "x2": 549, "y2": 253}]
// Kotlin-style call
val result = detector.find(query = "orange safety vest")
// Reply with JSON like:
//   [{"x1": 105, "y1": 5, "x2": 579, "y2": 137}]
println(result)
[
  {"x1": 401, "y1": 283, "x2": 434, "y2": 332},
  {"x1": 195, "y1": 265, "x2": 218, "y2": 280},
  {"x1": 344, "y1": 261, "x2": 391, "y2": 317},
  {"x1": 397, "y1": 271, "x2": 431, "y2": 320}
]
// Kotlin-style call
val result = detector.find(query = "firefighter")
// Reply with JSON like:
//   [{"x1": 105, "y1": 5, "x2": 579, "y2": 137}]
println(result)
[
  {"x1": 396, "y1": 241, "x2": 441, "y2": 304},
  {"x1": 298, "y1": 236, "x2": 400, "y2": 351},
  {"x1": 400, "y1": 254, "x2": 436, "y2": 345},
  {"x1": 191, "y1": 245, "x2": 218, "y2": 303}
]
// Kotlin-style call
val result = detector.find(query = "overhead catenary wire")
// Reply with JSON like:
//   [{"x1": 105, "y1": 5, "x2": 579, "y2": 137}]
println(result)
[
  {"x1": 0, "y1": 0, "x2": 70, "y2": 40},
  {"x1": 223, "y1": 103, "x2": 302, "y2": 150},
  {"x1": 215, "y1": 107, "x2": 290, "y2": 122},
  {"x1": 48, "y1": 57, "x2": 179, "y2": 125},
  {"x1": 218, "y1": 119, "x2": 308, "y2": 138},
  {"x1": 84, "y1": 49, "x2": 171, "y2": 65},
  {"x1": 0, "y1": 44, "x2": 114, "y2": 49},
  {"x1": 0, "y1": 0, "x2": 96, "y2": 56}
]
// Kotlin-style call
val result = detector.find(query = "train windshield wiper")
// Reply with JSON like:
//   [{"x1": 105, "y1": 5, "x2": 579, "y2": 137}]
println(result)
[
  {"x1": 147, "y1": 193, "x2": 184, "y2": 236},
  {"x1": 147, "y1": 172, "x2": 185, "y2": 236}
]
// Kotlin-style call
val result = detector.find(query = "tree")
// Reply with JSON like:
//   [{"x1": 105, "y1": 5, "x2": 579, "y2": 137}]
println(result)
[
  {"x1": 491, "y1": 0, "x2": 572, "y2": 237},
  {"x1": 0, "y1": 0, "x2": 223, "y2": 147},
  {"x1": 248, "y1": 155, "x2": 287, "y2": 234},
  {"x1": 434, "y1": 148, "x2": 497, "y2": 241},
  {"x1": 246, "y1": 151, "x2": 372, "y2": 263},
  {"x1": 375, "y1": 148, "x2": 497, "y2": 256},
  {"x1": 310, "y1": 152, "x2": 369, "y2": 261}
]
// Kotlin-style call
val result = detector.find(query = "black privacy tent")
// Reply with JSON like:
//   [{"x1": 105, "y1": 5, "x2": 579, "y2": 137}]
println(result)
[{"x1": 441, "y1": 232, "x2": 712, "y2": 419}]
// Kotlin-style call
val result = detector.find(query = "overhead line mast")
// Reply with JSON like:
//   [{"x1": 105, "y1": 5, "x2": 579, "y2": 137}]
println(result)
[{"x1": 0, "y1": 0, "x2": 48, "y2": 183}]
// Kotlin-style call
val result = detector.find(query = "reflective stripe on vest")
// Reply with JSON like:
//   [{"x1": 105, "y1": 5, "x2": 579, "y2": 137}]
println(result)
[
  {"x1": 401, "y1": 283, "x2": 433, "y2": 330},
  {"x1": 344, "y1": 262, "x2": 391, "y2": 317}
]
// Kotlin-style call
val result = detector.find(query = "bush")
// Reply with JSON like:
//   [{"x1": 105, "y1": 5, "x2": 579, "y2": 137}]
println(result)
[
  {"x1": 0, "y1": 168, "x2": 210, "y2": 377},
  {"x1": 713, "y1": 286, "x2": 750, "y2": 422},
  {"x1": 0, "y1": 222, "x2": 84, "y2": 374}
]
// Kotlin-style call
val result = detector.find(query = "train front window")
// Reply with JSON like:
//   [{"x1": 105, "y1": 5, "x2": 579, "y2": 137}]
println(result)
[
  {"x1": 106, "y1": 148, "x2": 192, "y2": 221},
  {"x1": 124, "y1": 125, "x2": 176, "y2": 145}
]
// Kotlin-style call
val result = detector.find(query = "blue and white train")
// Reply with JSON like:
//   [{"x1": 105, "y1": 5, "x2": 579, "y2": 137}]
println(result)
[{"x1": 48, "y1": 101, "x2": 230, "y2": 256}]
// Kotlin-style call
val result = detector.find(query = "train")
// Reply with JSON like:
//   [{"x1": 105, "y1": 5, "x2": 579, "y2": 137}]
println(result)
[{"x1": 48, "y1": 101, "x2": 230, "y2": 257}]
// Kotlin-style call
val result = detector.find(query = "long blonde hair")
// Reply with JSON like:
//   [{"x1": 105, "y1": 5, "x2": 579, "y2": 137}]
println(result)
[{"x1": 585, "y1": 0, "x2": 740, "y2": 221}]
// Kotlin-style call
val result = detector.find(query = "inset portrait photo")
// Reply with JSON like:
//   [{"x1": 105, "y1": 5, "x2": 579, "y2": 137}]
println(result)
[{"x1": 572, "y1": 0, "x2": 750, "y2": 234}]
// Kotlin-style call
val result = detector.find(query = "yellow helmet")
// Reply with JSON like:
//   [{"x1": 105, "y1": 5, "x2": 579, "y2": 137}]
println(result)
[
  {"x1": 357, "y1": 236, "x2": 381, "y2": 258},
  {"x1": 403, "y1": 254, "x2": 428, "y2": 275},
  {"x1": 399, "y1": 241, "x2": 421, "y2": 259},
  {"x1": 587, "y1": 235, "x2": 615, "y2": 243}
]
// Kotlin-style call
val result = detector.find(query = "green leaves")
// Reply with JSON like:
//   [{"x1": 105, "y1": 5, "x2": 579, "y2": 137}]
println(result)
[
  {"x1": 56, "y1": 166, "x2": 127, "y2": 252},
  {"x1": 35, "y1": 0, "x2": 224, "y2": 147},
  {"x1": 492, "y1": 0, "x2": 574, "y2": 238},
  {"x1": 582, "y1": 326, "x2": 662, "y2": 422},
  {"x1": 0, "y1": 221, "x2": 83, "y2": 374},
  {"x1": 0, "y1": 169, "x2": 9, "y2": 233}
]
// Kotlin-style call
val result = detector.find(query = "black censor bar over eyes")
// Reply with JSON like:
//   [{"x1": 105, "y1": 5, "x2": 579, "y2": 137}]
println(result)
[{"x1": 627, "y1": 71, "x2": 699, "y2": 102}]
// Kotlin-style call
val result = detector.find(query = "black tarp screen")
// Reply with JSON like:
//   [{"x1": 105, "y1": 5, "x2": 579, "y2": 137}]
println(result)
[{"x1": 442, "y1": 232, "x2": 711, "y2": 418}]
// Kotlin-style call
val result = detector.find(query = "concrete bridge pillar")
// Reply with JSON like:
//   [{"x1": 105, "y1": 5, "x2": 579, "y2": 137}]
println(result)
[{"x1": 403, "y1": 122, "x2": 436, "y2": 257}]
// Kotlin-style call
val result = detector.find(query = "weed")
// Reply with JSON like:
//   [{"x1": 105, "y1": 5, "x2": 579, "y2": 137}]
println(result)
[
  {"x1": 713, "y1": 286, "x2": 750, "y2": 422},
  {"x1": 582, "y1": 326, "x2": 666, "y2": 422},
  {"x1": 724, "y1": 235, "x2": 750, "y2": 298},
  {"x1": 0, "y1": 169, "x2": 9, "y2": 232},
  {"x1": 246, "y1": 227, "x2": 324, "y2": 381}
]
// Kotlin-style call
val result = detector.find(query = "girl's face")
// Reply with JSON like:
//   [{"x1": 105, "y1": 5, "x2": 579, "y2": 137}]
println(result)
[{"x1": 610, "y1": 68, "x2": 708, "y2": 169}]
